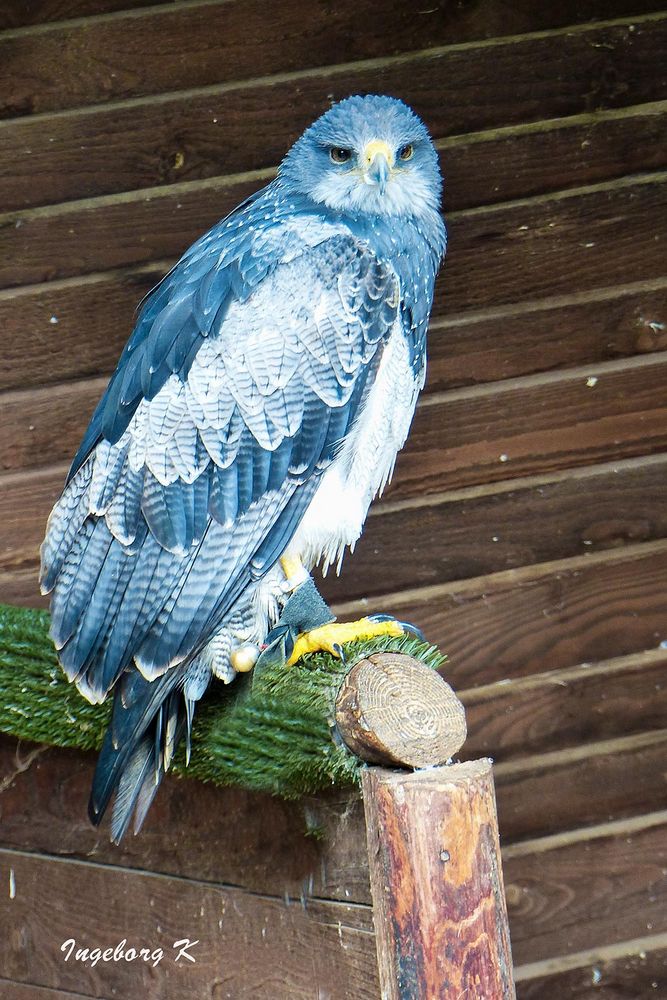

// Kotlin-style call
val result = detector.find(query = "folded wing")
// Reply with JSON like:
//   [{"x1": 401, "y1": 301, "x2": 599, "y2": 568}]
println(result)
[{"x1": 41, "y1": 223, "x2": 400, "y2": 706}]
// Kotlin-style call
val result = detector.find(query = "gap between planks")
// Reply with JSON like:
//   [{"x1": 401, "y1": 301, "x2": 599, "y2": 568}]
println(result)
[
  {"x1": 334, "y1": 536, "x2": 667, "y2": 613},
  {"x1": 2, "y1": 151, "x2": 665, "y2": 231},
  {"x1": 418, "y1": 349, "x2": 667, "y2": 408},
  {"x1": 3, "y1": 564, "x2": 665, "y2": 708},
  {"x1": 2, "y1": 96, "x2": 665, "y2": 222},
  {"x1": 0, "y1": 451, "x2": 664, "y2": 522},
  {"x1": 371, "y1": 451, "x2": 667, "y2": 516},
  {"x1": 0, "y1": 842, "x2": 374, "y2": 911},
  {"x1": 1, "y1": 265, "x2": 664, "y2": 342},
  {"x1": 436, "y1": 98, "x2": 667, "y2": 150},
  {"x1": 0, "y1": 259, "x2": 170, "y2": 303},
  {"x1": 514, "y1": 930, "x2": 667, "y2": 983},
  {"x1": 458, "y1": 646, "x2": 667, "y2": 704},
  {"x1": 2, "y1": 2, "x2": 665, "y2": 43},
  {"x1": 0, "y1": 0, "x2": 233, "y2": 40},
  {"x1": 446, "y1": 168, "x2": 667, "y2": 221},
  {"x1": 503, "y1": 808, "x2": 667, "y2": 859},
  {"x1": 493, "y1": 728, "x2": 667, "y2": 780},
  {"x1": 2, "y1": 339, "x2": 664, "y2": 430},
  {"x1": 0, "y1": 803, "x2": 664, "y2": 897},
  {"x1": 4, "y1": 529, "x2": 666, "y2": 627},
  {"x1": 429, "y1": 273, "x2": 667, "y2": 332},
  {"x1": 0, "y1": 8, "x2": 663, "y2": 98},
  {"x1": 13, "y1": 933, "x2": 666, "y2": 993}
]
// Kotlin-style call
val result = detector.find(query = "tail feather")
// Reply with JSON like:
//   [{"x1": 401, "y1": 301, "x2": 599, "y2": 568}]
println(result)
[
  {"x1": 109, "y1": 705, "x2": 187, "y2": 843},
  {"x1": 109, "y1": 733, "x2": 155, "y2": 843},
  {"x1": 131, "y1": 761, "x2": 163, "y2": 838},
  {"x1": 89, "y1": 667, "x2": 184, "y2": 830}
]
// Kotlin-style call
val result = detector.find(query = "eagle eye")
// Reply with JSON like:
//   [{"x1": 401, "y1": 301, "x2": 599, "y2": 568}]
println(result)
[
  {"x1": 329, "y1": 147, "x2": 352, "y2": 164},
  {"x1": 398, "y1": 144, "x2": 414, "y2": 161}
]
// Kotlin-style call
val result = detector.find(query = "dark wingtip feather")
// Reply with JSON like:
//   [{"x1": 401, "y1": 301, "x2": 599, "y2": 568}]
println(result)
[{"x1": 88, "y1": 667, "x2": 189, "y2": 838}]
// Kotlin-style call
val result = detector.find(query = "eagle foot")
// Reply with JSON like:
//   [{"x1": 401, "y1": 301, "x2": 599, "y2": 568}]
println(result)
[
  {"x1": 254, "y1": 576, "x2": 423, "y2": 674},
  {"x1": 287, "y1": 616, "x2": 404, "y2": 665}
]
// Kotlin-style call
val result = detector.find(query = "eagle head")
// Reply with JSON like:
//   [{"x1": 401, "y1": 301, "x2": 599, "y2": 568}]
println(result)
[{"x1": 279, "y1": 94, "x2": 443, "y2": 219}]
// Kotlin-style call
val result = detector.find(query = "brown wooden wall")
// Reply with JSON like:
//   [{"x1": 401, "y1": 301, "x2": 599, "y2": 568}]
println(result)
[{"x1": 0, "y1": 1, "x2": 666, "y2": 997}]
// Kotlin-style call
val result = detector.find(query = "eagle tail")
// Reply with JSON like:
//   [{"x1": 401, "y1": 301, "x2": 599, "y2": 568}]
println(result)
[{"x1": 89, "y1": 666, "x2": 194, "y2": 840}]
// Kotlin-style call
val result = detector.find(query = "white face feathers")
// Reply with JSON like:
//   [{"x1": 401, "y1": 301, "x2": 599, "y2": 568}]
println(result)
[
  {"x1": 279, "y1": 95, "x2": 443, "y2": 221},
  {"x1": 309, "y1": 137, "x2": 439, "y2": 217}
]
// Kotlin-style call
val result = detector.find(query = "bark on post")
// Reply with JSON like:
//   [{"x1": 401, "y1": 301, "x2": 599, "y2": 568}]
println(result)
[{"x1": 362, "y1": 760, "x2": 515, "y2": 1000}]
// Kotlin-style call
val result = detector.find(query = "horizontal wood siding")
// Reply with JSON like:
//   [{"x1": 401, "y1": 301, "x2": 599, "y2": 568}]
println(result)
[{"x1": 0, "y1": 1, "x2": 665, "y2": 997}]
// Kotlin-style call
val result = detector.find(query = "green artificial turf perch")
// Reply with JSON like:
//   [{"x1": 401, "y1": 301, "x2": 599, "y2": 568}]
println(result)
[{"x1": 0, "y1": 602, "x2": 444, "y2": 799}]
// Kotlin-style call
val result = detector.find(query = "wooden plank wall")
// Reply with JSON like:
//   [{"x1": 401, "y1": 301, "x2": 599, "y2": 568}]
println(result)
[{"x1": 0, "y1": 1, "x2": 665, "y2": 997}]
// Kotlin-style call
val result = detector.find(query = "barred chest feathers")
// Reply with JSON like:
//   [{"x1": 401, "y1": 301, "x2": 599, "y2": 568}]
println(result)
[{"x1": 291, "y1": 320, "x2": 422, "y2": 575}]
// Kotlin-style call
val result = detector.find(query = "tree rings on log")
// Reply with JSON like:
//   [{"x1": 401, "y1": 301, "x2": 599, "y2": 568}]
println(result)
[{"x1": 334, "y1": 651, "x2": 467, "y2": 768}]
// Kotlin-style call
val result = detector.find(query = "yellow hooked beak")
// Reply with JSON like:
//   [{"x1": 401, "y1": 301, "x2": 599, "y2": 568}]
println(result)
[{"x1": 362, "y1": 139, "x2": 394, "y2": 192}]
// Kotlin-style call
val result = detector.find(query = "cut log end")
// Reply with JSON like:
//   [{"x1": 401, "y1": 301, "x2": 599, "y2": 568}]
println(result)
[{"x1": 334, "y1": 650, "x2": 467, "y2": 768}]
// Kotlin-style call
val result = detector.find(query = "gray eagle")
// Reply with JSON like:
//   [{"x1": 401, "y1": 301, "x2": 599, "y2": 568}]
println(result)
[{"x1": 40, "y1": 94, "x2": 447, "y2": 839}]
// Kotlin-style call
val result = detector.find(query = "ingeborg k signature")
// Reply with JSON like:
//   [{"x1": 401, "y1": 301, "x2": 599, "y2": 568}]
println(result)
[{"x1": 61, "y1": 937, "x2": 199, "y2": 968}]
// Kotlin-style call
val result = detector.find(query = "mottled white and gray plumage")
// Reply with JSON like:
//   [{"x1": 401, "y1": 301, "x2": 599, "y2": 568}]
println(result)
[{"x1": 40, "y1": 94, "x2": 447, "y2": 839}]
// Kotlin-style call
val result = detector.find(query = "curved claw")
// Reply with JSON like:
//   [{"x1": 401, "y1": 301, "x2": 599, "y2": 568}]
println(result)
[
  {"x1": 332, "y1": 642, "x2": 346, "y2": 664},
  {"x1": 367, "y1": 613, "x2": 425, "y2": 642}
]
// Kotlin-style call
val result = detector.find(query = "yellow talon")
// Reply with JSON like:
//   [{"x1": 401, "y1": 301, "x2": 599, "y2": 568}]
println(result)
[
  {"x1": 280, "y1": 554, "x2": 302, "y2": 579},
  {"x1": 280, "y1": 552, "x2": 309, "y2": 591},
  {"x1": 287, "y1": 617, "x2": 404, "y2": 666}
]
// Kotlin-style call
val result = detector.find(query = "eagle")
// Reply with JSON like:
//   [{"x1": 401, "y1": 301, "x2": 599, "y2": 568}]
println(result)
[{"x1": 40, "y1": 95, "x2": 447, "y2": 840}]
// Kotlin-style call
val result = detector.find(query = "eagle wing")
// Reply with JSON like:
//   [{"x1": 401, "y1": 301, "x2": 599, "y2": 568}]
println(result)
[{"x1": 40, "y1": 212, "x2": 400, "y2": 706}]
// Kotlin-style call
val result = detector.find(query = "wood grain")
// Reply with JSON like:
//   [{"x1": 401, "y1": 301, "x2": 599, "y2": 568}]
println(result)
[
  {"x1": 399, "y1": 355, "x2": 667, "y2": 496},
  {"x1": 0, "y1": 0, "x2": 453, "y2": 119},
  {"x1": 0, "y1": 979, "x2": 103, "y2": 1000},
  {"x1": 335, "y1": 652, "x2": 467, "y2": 767},
  {"x1": 505, "y1": 818, "x2": 667, "y2": 966},
  {"x1": 2, "y1": 173, "x2": 666, "y2": 329},
  {"x1": 0, "y1": 264, "x2": 163, "y2": 393},
  {"x1": 2, "y1": 88, "x2": 665, "y2": 214},
  {"x1": 0, "y1": 3, "x2": 664, "y2": 997},
  {"x1": 344, "y1": 542, "x2": 667, "y2": 689},
  {"x1": 0, "y1": 807, "x2": 665, "y2": 986},
  {"x1": 1, "y1": 455, "x2": 665, "y2": 600},
  {"x1": 4, "y1": 537, "x2": 667, "y2": 697},
  {"x1": 494, "y1": 732, "x2": 667, "y2": 842},
  {"x1": 0, "y1": 847, "x2": 379, "y2": 1000},
  {"x1": 463, "y1": 650, "x2": 667, "y2": 761},
  {"x1": 0, "y1": 733, "x2": 330, "y2": 901},
  {"x1": 4, "y1": 347, "x2": 665, "y2": 496},
  {"x1": 323, "y1": 456, "x2": 667, "y2": 602},
  {"x1": 2, "y1": 7, "x2": 665, "y2": 120},
  {"x1": 428, "y1": 279, "x2": 667, "y2": 393},
  {"x1": 441, "y1": 103, "x2": 667, "y2": 213},
  {"x1": 0, "y1": 1, "x2": 159, "y2": 31},
  {"x1": 516, "y1": 947, "x2": 667, "y2": 998},
  {"x1": 440, "y1": 174, "x2": 667, "y2": 317},
  {"x1": 362, "y1": 762, "x2": 515, "y2": 999},
  {"x1": 2, "y1": 0, "x2": 663, "y2": 35},
  {"x1": 0, "y1": 730, "x2": 665, "y2": 901},
  {"x1": 0, "y1": 569, "x2": 48, "y2": 608},
  {"x1": 1, "y1": 271, "x2": 664, "y2": 398}
]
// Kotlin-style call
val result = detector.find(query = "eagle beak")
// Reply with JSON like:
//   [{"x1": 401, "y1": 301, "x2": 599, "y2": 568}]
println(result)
[{"x1": 363, "y1": 139, "x2": 394, "y2": 193}]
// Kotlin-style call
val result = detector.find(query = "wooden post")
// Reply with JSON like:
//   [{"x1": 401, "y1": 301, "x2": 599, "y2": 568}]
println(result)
[
  {"x1": 336, "y1": 651, "x2": 514, "y2": 998},
  {"x1": 362, "y1": 761, "x2": 515, "y2": 1000}
]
